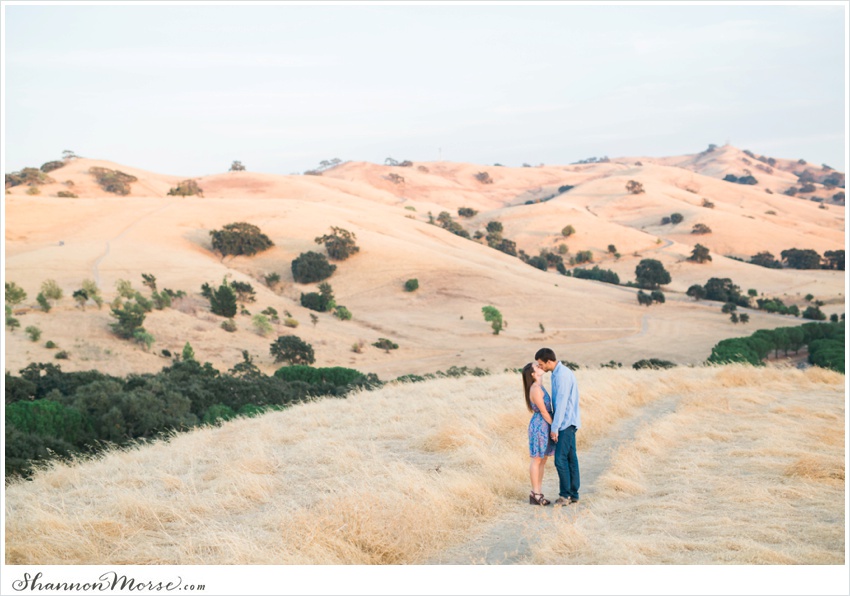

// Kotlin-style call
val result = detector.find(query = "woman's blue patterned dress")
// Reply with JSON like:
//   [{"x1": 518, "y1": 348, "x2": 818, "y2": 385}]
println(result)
[{"x1": 528, "y1": 386, "x2": 555, "y2": 457}]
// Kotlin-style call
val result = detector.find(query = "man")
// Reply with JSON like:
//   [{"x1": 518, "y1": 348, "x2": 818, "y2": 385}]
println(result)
[{"x1": 535, "y1": 347, "x2": 581, "y2": 505}]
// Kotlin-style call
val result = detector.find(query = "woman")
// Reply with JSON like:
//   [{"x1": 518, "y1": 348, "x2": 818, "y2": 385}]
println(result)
[{"x1": 522, "y1": 361, "x2": 555, "y2": 506}]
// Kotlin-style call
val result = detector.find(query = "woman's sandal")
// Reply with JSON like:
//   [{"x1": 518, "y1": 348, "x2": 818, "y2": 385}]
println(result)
[{"x1": 529, "y1": 491, "x2": 550, "y2": 506}]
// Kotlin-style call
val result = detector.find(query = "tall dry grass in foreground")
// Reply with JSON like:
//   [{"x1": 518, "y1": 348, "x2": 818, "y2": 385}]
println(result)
[
  {"x1": 531, "y1": 365, "x2": 845, "y2": 564},
  {"x1": 4, "y1": 365, "x2": 845, "y2": 564}
]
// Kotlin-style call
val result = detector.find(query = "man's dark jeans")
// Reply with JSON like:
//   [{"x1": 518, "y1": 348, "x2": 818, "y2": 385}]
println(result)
[{"x1": 555, "y1": 425, "x2": 580, "y2": 500}]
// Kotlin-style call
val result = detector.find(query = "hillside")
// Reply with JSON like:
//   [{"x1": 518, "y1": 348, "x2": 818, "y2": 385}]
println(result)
[
  {"x1": 3, "y1": 145, "x2": 845, "y2": 379},
  {"x1": 4, "y1": 365, "x2": 844, "y2": 566}
]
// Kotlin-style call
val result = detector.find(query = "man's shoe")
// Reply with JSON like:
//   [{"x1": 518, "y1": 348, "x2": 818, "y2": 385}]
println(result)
[
  {"x1": 569, "y1": 497, "x2": 579, "y2": 504},
  {"x1": 553, "y1": 497, "x2": 571, "y2": 506}
]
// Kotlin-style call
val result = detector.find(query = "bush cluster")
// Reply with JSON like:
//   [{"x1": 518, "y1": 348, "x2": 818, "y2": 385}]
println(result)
[
  {"x1": 210, "y1": 222, "x2": 274, "y2": 258},
  {"x1": 89, "y1": 167, "x2": 138, "y2": 195},
  {"x1": 168, "y1": 179, "x2": 204, "y2": 197},
  {"x1": 5, "y1": 360, "x2": 383, "y2": 478},
  {"x1": 569, "y1": 266, "x2": 619, "y2": 285},
  {"x1": 707, "y1": 321, "x2": 843, "y2": 371},
  {"x1": 5, "y1": 167, "x2": 55, "y2": 188},
  {"x1": 292, "y1": 251, "x2": 336, "y2": 283}
]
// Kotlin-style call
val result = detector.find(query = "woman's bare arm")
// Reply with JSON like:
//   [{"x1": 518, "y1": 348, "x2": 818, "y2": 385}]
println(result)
[{"x1": 530, "y1": 386, "x2": 553, "y2": 425}]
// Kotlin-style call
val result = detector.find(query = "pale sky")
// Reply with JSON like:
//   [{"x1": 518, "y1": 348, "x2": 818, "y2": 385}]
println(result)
[{"x1": 2, "y1": 2, "x2": 847, "y2": 177}]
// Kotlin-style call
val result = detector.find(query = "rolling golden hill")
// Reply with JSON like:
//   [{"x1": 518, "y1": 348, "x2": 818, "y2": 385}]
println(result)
[{"x1": 3, "y1": 145, "x2": 844, "y2": 379}]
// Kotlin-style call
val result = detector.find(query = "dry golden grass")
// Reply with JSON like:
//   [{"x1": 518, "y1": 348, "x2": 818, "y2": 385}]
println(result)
[
  {"x1": 6, "y1": 364, "x2": 843, "y2": 567},
  {"x1": 530, "y1": 365, "x2": 845, "y2": 565}
]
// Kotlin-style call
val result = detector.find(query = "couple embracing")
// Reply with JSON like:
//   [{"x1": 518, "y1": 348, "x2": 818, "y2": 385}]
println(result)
[{"x1": 522, "y1": 348, "x2": 581, "y2": 507}]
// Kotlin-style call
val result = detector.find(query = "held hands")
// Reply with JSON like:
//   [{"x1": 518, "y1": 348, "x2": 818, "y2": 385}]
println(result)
[{"x1": 550, "y1": 431, "x2": 558, "y2": 442}]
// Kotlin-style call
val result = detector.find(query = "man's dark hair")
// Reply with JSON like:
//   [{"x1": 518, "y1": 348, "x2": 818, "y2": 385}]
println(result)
[{"x1": 535, "y1": 347, "x2": 557, "y2": 362}]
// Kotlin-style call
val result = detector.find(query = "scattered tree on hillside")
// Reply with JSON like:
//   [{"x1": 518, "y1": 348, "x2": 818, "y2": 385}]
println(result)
[
  {"x1": 475, "y1": 171, "x2": 493, "y2": 184},
  {"x1": 434, "y1": 212, "x2": 470, "y2": 238},
  {"x1": 229, "y1": 161, "x2": 246, "y2": 171},
  {"x1": 109, "y1": 300, "x2": 147, "y2": 339},
  {"x1": 291, "y1": 251, "x2": 336, "y2": 283},
  {"x1": 686, "y1": 284, "x2": 707, "y2": 300},
  {"x1": 89, "y1": 167, "x2": 137, "y2": 195},
  {"x1": 562, "y1": 225, "x2": 576, "y2": 237},
  {"x1": 670, "y1": 213, "x2": 684, "y2": 224},
  {"x1": 5, "y1": 282, "x2": 27, "y2": 306},
  {"x1": 634, "y1": 259, "x2": 671, "y2": 289},
  {"x1": 315, "y1": 227, "x2": 360, "y2": 261},
  {"x1": 691, "y1": 223, "x2": 712, "y2": 235},
  {"x1": 625, "y1": 180, "x2": 644, "y2": 194},
  {"x1": 780, "y1": 248, "x2": 822, "y2": 270},
  {"x1": 300, "y1": 282, "x2": 336, "y2": 313},
  {"x1": 749, "y1": 251, "x2": 782, "y2": 269},
  {"x1": 168, "y1": 179, "x2": 204, "y2": 197},
  {"x1": 207, "y1": 279, "x2": 238, "y2": 318},
  {"x1": 688, "y1": 244, "x2": 712, "y2": 263},
  {"x1": 40, "y1": 160, "x2": 65, "y2": 173},
  {"x1": 5, "y1": 168, "x2": 55, "y2": 188},
  {"x1": 482, "y1": 305, "x2": 504, "y2": 335},
  {"x1": 823, "y1": 250, "x2": 845, "y2": 270},
  {"x1": 270, "y1": 335, "x2": 315, "y2": 365},
  {"x1": 458, "y1": 207, "x2": 478, "y2": 218},
  {"x1": 209, "y1": 222, "x2": 274, "y2": 258},
  {"x1": 373, "y1": 338, "x2": 399, "y2": 353}
]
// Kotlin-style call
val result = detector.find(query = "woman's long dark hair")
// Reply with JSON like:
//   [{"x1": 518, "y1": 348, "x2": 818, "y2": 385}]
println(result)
[{"x1": 522, "y1": 362, "x2": 535, "y2": 412}]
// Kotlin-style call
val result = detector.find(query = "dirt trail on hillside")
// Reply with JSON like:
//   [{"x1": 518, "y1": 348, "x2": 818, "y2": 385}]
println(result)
[{"x1": 428, "y1": 390, "x2": 683, "y2": 564}]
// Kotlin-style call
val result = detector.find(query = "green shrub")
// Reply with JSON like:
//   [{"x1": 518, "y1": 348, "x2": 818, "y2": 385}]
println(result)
[
  {"x1": 632, "y1": 359, "x2": 676, "y2": 370},
  {"x1": 209, "y1": 281, "x2": 238, "y2": 318},
  {"x1": 40, "y1": 160, "x2": 65, "y2": 173},
  {"x1": 264, "y1": 272, "x2": 281, "y2": 288},
  {"x1": 373, "y1": 338, "x2": 399, "y2": 352},
  {"x1": 39, "y1": 279, "x2": 62, "y2": 301},
  {"x1": 89, "y1": 167, "x2": 137, "y2": 195},
  {"x1": 291, "y1": 251, "x2": 336, "y2": 283},
  {"x1": 81, "y1": 279, "x2": 103, "y2": 309},
  {"x1": 300, "y1": 282, "x2": 335, "y2": 313},
  {"x1": 571, "y1": 266, "x2": 619, "y2": 285},
  {"x1": 5, "y1": 305, "x2": 20, "y2": 330},
  {"x1": 25, "y1": 326, "x2": 41, "y2": 342},
  {"x1": 333, "y1": 305, "x2": 352, "y2": 320},
  {"x1": 405, "y1": 278, "x2": 419, "y2": 292},
  {"x1": 314, "y1": 227, "x2": 360, "y2": 261},
  {"x1": 273, "y1": 365, "x2": 367, "y2": 388},
  {"x1": 5, "y1": 167, "x2": 54, "y2": 187},
  {"x1": 168, "y1": 179, "x2": 204, "y2": 197},
  {"x1": 270, "y1": 335, "x2": 315, "y2": 365},
  {"x1": 55, "y1": 350, "x2": 70, "y2": 360},
  {"x1": 5, "y1": 282, "x2": 27, "y2": 306},
  {"x1": 57, "y1": 191, "x2": 78, "y2": 198},
  {"x1": 482, "y1": 305, "x2": 503, "y2": 335},
  {"x1": 283, "y1": 317, "x2": 299, "y2": 328},
  {"x1": 253, "y1": 314, "x2": 274, "y2": 336},
  {"x1": 45, "y1": 340, "x2": 57, "y2": 349},
  {"x1": 133, "y1": 329, "x2": 155, "y2": 350},
  {"x1": 6, "y1": 400, "x2": 89, "y2": 446},
  {"x1": 803, "y1": 305, "x2": 826, "y2": 321},
  {"x1": 221, "y1": 319, "x2": 237, "y2": 332},
  {"x1": 209, "y1": 222, "x2": 274, "y2": 258},
  {"x1": 110, "y1": 300, "x2": 147, "y2": 339},
  {"x1": 202, "y1": 404, "x2": 236, "y2": 426}
]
